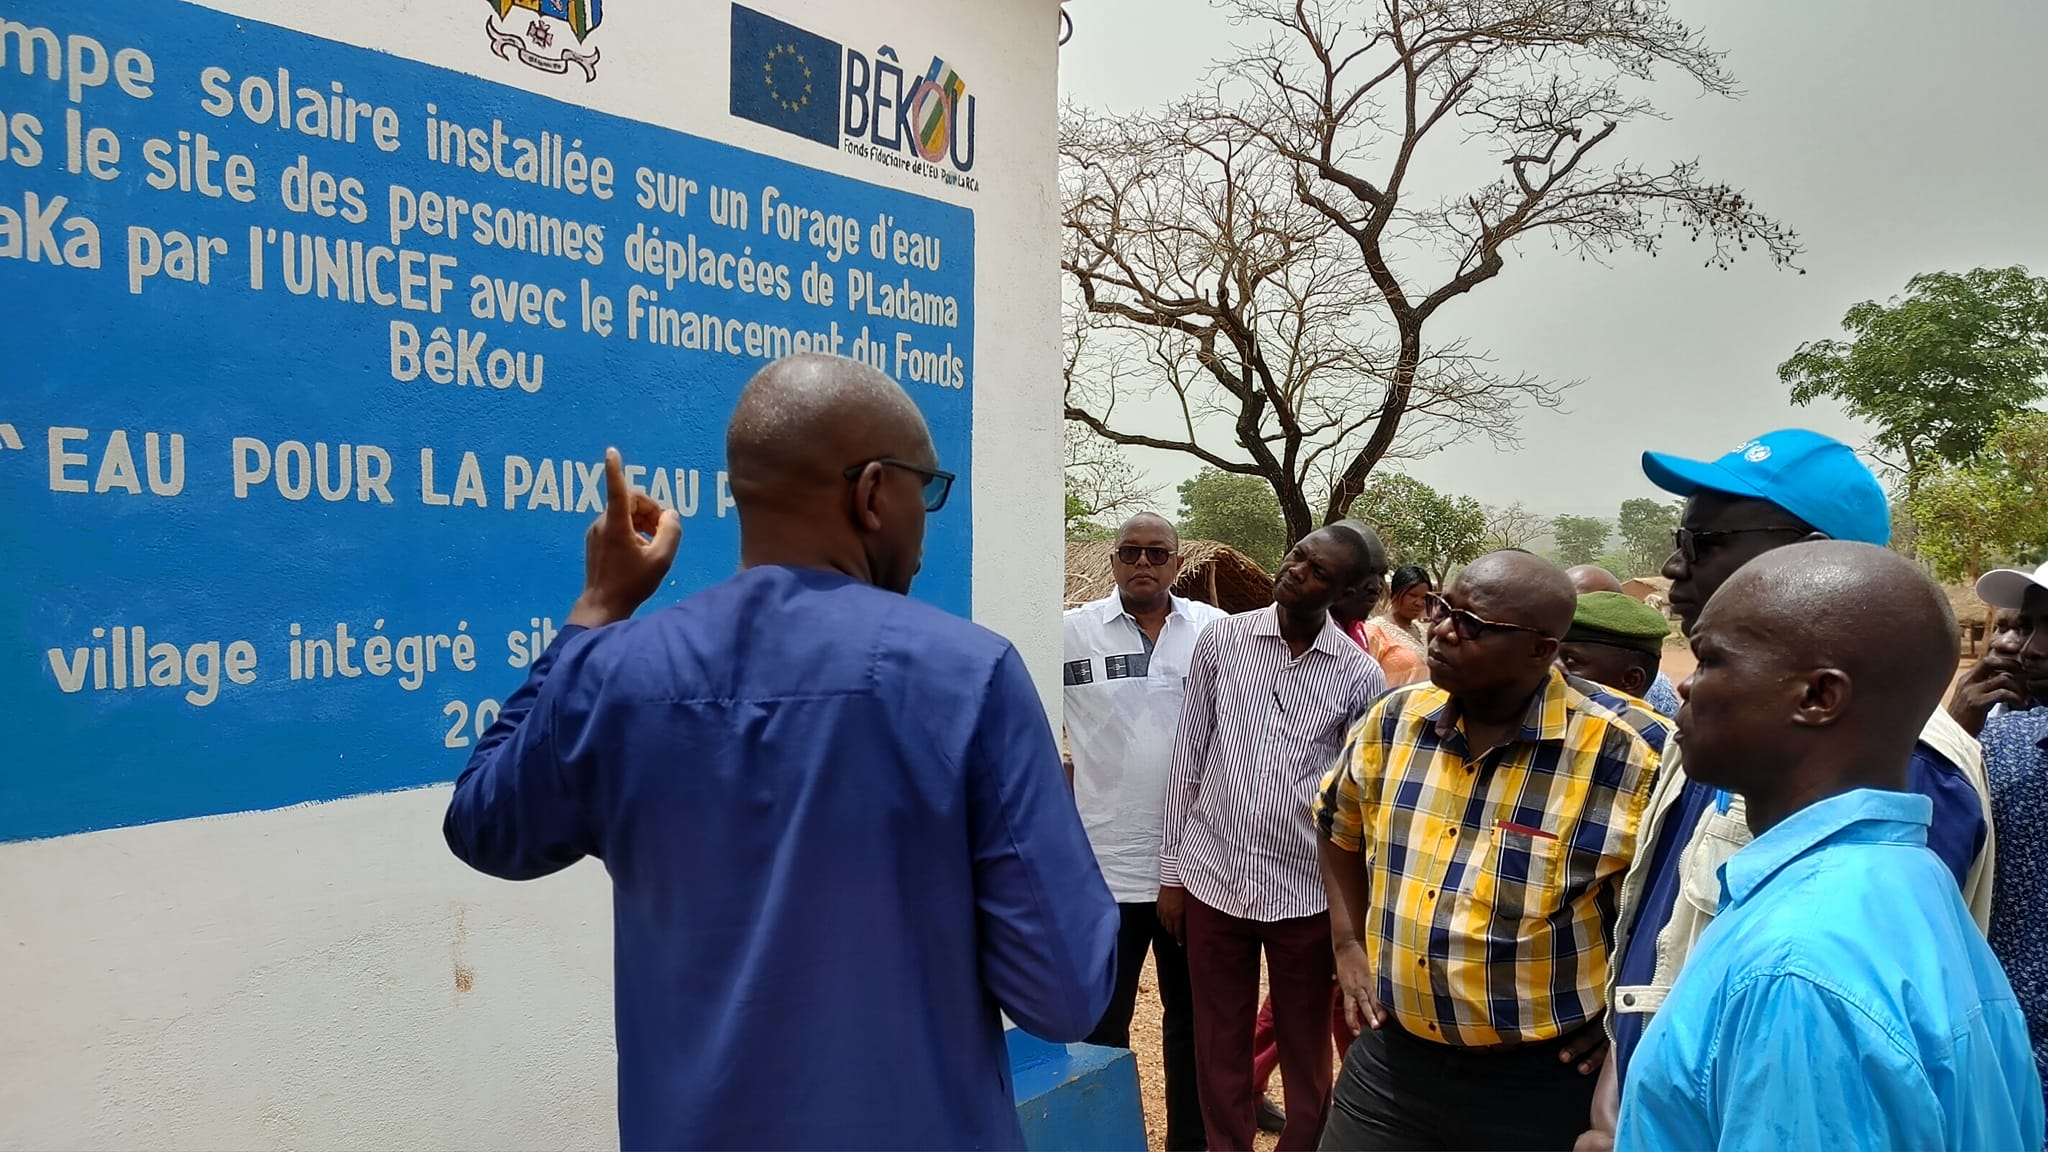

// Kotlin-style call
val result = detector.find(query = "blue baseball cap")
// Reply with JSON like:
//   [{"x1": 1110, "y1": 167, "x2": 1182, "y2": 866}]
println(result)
[{"x1": 1641, "y1": 429, "x2": 1891, "y2": 546}]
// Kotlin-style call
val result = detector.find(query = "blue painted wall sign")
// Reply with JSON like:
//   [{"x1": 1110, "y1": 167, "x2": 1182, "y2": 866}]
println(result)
[{"x1": 0, "y1": 1, "x2": 975, "y2": 842}]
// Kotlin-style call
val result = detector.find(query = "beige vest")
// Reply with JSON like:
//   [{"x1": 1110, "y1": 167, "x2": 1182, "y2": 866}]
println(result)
[{"x1": 1606, "y1": 710, "x2": 1994, "y2": 1035}]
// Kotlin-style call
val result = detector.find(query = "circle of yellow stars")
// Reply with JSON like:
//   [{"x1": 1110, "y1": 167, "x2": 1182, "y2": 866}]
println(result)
[{"x1": 762, "y1": 43, "x2": 813, "y2": 113}]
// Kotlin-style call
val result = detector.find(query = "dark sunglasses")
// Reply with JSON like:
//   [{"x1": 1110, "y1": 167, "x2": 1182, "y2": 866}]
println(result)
[
  {"x1": 1115, "y1": 545, "x2": 1176, "y2": 567},
  {"x1": 1671, "y1": 525, "x2": 1809, "y2": 565},
  {"x1": 1425, "y1": 592, "x2": 1548, "y2": 642},
  {"x1": 844, "y1": 458, "x2": 955, "y2": 512}
]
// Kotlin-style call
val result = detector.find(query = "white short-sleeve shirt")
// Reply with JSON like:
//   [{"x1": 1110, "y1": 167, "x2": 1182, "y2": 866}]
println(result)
[{"x1": 1063, "y1": 591, "x2": 1229, "y2": 902}]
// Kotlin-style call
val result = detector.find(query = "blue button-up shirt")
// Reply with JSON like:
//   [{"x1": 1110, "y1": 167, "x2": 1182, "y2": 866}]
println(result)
[
  {"x1": 1619, "y1": 788, "x2": 2043, "y2": 1151},
  {"x1": 1985, "y1": 704, "x2": 2048, "y2": 1102},
  {"x1": 444, "y1": 566, "x2": 1120, "y2": 1150},
  {"x1": 1611, "y1": 743, "x2": 1986, "y2": 1086}
]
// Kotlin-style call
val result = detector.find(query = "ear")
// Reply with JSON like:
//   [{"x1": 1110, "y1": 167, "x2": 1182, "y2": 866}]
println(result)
[
  {"x1": 1530, "y1": 636, "x2": 1560, "y2": 666},
  {"x1": 1791, "y1": 667, "x2": 1852, "y2": 728},
  {"x1": 849, "y1": 463, "x2": 886, "y2": 533},
  {"x1": 1624, "y1": 667, "x2": 1651, "y2": 697}
]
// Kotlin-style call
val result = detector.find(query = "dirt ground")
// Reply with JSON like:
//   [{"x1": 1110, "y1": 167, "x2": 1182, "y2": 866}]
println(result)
[
  {"x1": 1124, "y1": 643, "x2": 1984, "y2": 1149},
  {"x1": 1127, "y1": 954, "x2": 1282, "y2": 1152}
]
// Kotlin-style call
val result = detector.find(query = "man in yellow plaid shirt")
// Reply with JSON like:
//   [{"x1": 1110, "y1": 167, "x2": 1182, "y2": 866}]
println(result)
[{"x1": 1312, "y1": 551, "x2": 1663, "y2": 1150}]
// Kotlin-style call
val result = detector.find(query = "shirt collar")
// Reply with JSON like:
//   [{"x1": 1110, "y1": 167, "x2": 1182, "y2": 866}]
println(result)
[
  {"x1": 1092, "y1": 590, "x2": 1196, "y2": 624},
  {"x1": 1717, "y1": 787, "x2": 1933, "y2": 910},
  {"x1": 1425, "y1": 666, "x2": 1572, "y2": 745},
  {"x1": 1249, "y1": 604, "x2": 1351, "y2": 657}
]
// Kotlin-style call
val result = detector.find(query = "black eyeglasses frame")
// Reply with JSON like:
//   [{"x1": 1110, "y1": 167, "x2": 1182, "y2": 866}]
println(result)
[{"x1": 843, "y1": 458, "x2": 956, "y2": 512}]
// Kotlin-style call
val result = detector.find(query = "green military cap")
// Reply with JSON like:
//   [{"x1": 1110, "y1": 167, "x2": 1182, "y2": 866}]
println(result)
[{"x1": 1565, "y1": 591, "x2": 1669, "y2": 655}]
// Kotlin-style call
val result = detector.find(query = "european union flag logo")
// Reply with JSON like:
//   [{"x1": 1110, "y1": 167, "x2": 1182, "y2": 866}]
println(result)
[{"x1": 730, "y1": 6, "x2": 843, "y2": 149}]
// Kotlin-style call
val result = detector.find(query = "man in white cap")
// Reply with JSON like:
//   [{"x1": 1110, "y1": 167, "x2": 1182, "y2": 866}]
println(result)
[{"x1": 1964, "y1": 559, "x2": 2048, "y2": 1099}]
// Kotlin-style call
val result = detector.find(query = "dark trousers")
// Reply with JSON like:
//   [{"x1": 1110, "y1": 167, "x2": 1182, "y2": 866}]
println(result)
[
  {"x1": 1318, "y1": 1018, "x2": 1597, "y2": 1151},
  {"x1": 1087, "y1": 902, "x2": 1203, "y2": 1151},
  {"x1": 1185, "y1": 897, "x2": 1336, "y2": 1152}
]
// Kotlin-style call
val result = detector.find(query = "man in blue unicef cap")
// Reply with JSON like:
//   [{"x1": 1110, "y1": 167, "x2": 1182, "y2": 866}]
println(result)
[{"x1": 1577, "y1": 429, "x2": 1997, "y2": 1148}]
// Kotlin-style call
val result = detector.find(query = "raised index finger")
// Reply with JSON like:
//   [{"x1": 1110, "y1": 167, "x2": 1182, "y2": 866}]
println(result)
[{"x1": 602, "y1": 446, "x2": 630, "y2": 529}]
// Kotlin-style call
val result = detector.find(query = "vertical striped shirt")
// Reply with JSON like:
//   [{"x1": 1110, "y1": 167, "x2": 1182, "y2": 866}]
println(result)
[
  {"x1": 1314, "y1": 670, "x2": 1661, "y2": 1046},
  {"x1": 1161, "y1": 605, "x2": 1388, "y2": 922}
]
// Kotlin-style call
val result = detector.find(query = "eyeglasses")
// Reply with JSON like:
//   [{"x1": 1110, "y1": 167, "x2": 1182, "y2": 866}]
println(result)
[
  {"x1": 1114, "y1": 545, "x2": 1176, "y2": 567},
  {"x1": 1671, "y1": 525, "x2": 1810, "y2": 565},
  {"x1": 844, "y1": 458, "x2": 955, "y2": 512},
  {"x1": 1424, "y1": 593, "x2": 1548, "y2": 642}
]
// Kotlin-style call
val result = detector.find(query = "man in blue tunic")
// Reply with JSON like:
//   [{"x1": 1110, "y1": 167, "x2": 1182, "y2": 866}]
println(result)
[
  {"x1": 444, "y1": 354, "x2": 1120, "y2": 1150},
  {"x1": 1619, "y1": 542, "x2": 2042, "y2": 1151}
]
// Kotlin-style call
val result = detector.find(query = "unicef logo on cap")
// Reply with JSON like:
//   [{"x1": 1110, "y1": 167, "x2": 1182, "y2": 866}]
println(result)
[{"x1": 1744, "y1": 444, "x2": 1772, "y2": 463}]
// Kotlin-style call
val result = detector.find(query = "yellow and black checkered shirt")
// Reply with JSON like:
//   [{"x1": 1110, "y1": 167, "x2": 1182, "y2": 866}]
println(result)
[{"x1": 1314, "y1": 669, "x2": 1664, "y2": 1047}]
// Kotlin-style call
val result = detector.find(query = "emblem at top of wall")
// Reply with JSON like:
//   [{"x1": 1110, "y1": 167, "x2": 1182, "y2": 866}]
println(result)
[{"x1": 485, "y1": 0, "x2": 603, "y2": 82}]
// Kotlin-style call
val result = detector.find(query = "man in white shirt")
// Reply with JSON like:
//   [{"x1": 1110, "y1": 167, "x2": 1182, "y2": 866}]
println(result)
[{"x1": 1064, "y1": 512, "x2": 1227, "y2": 1152}]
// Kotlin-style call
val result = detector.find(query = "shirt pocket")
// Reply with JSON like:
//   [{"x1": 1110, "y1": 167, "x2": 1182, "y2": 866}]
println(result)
[{"x1": 1456, "y1": 824, "x2": 1565, "y2": 934}]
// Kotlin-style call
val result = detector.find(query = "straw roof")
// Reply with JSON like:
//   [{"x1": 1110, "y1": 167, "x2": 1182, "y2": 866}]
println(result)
[{"x1": 1065, "y1": 539, "x2": 1275, "y2": 614}]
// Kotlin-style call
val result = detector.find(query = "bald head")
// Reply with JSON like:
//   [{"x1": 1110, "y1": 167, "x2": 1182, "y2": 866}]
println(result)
[
  {"x1": 727, "y1": 354, "x2": 932, "y2": 500},
  {"x1": 1566, "y1": 565, "x2": 1625, "y2": 595},
  {"x1": 1713, "y1": 542, "x2": 1957, "y2": 736},
  {"x1": 1119, "y1": 512, "x2": 1180, "y2": 549},
  {"x1": 726, "y1": 354, "x2": 938, "y2": 594},
  {"x1": 1680, "y1": 542, "x2": 1957, "y2": 823},
  {"x1": 1459, "y1": 551, "x2": 1578, "y2": 639}
]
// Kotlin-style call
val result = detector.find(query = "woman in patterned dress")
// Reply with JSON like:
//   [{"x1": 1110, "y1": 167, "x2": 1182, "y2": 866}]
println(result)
[{"x1": 1353, "y1": 565, "x2": 1431, "y2": 687}]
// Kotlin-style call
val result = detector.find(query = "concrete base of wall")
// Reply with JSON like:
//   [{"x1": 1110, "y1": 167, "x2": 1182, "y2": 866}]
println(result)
[{"x1": 1007, "y1": 1030, "x2": 1146, "y2": 1151}]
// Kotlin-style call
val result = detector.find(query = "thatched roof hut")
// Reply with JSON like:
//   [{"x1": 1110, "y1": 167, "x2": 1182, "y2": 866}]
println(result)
[{"x1": 1065, "y1": 539, "x2": 1275, "y2": 614}]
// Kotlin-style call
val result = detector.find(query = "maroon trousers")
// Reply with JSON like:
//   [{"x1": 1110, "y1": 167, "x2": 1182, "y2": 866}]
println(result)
[{"x1": 1185, "y1": 896, "x2": 1338, "y2": 1152}]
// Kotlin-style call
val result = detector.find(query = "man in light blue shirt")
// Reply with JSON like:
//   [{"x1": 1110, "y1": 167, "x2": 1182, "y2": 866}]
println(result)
[{"x1": 1620, "y1": 541, "x2": 2042, "y2": 1151}]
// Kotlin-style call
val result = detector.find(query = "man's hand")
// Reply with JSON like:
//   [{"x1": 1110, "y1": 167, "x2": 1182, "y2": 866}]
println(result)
[
  {"x1": 1334, "y1": 939, "x2": 1385, "y2": 1032},
  {"x1": 1573, "y1": 1053, "x2": 1621, "y2": 1151},
  {"x1": 1156, "y1": 885, "x2": 1187, "y2": 944},
  {"x1": 1557, "y1": 1014, "x2": 1609, "y2": 1076},
  {"x1": 1949, "y1": 651, "x2": 2028, "y2": 736},
  {"x1": 568, "y1": 448, "x2": 682, "y2": 629}
]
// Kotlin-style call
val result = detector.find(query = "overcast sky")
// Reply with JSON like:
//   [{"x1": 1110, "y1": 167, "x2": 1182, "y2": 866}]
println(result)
[{"x1": 1056, "y1": 0, "x2": 2048, "y2": 521}]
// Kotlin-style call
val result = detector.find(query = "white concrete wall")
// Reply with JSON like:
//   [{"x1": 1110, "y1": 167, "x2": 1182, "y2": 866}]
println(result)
[{"x1": 0, "y1": 0, "x2": 1066, "y2": 1147}]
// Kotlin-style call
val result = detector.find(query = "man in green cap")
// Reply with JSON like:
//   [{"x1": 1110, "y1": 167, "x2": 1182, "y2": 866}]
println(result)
[{"x1": 1558, "y1": 592, "x2": 1672, "y2": 715}]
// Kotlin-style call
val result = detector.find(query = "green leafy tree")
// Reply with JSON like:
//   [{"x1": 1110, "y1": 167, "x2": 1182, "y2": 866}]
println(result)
[
  {"x1": 1595, "y1": 551, "x2": 1638, "y2": 579},
  {"x1": 1356, "y1": 474, "x2": 1486, "y2": 581},
  {"x1": 1904, "y1": 411, "x2": 2048, "y2": 581},
  {"x1": 1553, "y1": 515, "x2": 1612, "y2": 568},
  {"x1": 1617, "y1": 498, "x2": 1682, "y2": 576},
  {"x1": 1781, "y1": 266, "x2": 2048, "y2": 491},
  {"x1": 1177, "y1": 467, "x2": 1288, "y2": 570}
]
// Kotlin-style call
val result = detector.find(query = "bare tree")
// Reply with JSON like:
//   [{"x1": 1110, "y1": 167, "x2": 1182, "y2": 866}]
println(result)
[
  {"x1": 1065, "y1": 422, "x2": 1159, "y2": 530},
  {"x1": 1064, "y1": 109, "x2": 1556, "y2": 542},
  {"x1": 1063, "y1": 0, "x2": 1800, "y2": 544},
  {"x1": 1483, "y1": 501, "x2": 1545, "y2": 551}
]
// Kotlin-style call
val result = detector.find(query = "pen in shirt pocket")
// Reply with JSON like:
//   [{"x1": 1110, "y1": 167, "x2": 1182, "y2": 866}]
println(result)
[{"x1": 1494, "y1": 820, "x2": 1556, "y2": 840}]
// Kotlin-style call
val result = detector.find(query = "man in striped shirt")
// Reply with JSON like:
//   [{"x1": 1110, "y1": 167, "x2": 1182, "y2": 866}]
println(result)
[
  {"x1": 1161, "y1": 525, "x2": 1390, "y2": 1152},
  {"x1": 1313, "y1": 551, "x2": 1662, "y2": 1150}
]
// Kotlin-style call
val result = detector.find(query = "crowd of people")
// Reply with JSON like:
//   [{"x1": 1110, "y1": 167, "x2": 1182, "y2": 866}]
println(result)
[
  {"x1": 441, "y1": 353, "x2": 2048, "y2": 1151},
  {"x1": 1069, "y1": 425, "x2": 2048, "y2": 1150}
]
